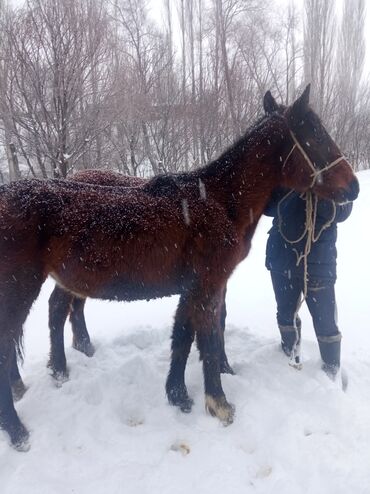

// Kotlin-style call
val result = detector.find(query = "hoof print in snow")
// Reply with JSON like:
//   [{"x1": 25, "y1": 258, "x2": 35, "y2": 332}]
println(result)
[
  {"x1": 170, "y1": 442, "x2": 190, "y2": 456},
  {"x1": 255, "y1": 466, "x2": 272, "y2": 479},
  {"x1": 126, "y1": 418, "x2": 144, "y2": 427}
]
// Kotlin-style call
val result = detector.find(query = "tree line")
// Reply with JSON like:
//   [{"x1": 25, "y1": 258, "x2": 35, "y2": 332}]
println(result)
[{"x1": 0, "y1": 0, "x2": 368, "y2": 183}]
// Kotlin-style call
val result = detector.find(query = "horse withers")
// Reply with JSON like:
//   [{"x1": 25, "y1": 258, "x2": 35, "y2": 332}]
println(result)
[{"x1": 0, "y1": 85, "x2": 359, "y2": 450}]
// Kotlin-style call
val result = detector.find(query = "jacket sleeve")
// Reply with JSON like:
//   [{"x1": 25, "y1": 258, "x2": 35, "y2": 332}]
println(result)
[{"x1": 316, "y1": 199, "x2": 353, "y2": 223}]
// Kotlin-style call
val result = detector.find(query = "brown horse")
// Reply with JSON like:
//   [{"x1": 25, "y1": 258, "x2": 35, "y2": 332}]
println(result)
[
  {"x1": 0, "y1": 86, "x2": 359, "y2": 450},
  {"x1": 11, "y1": 172, "x2": 234, "y2": 397},
  {"x1": 46, "y1": 171, "x2": 234, "y2": 382}
]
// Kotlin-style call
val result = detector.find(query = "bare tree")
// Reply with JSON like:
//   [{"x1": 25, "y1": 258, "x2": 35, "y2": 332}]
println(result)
[
  {"x1": 2, "y1": 0, "x2": 113, "y2": 178},
  {"x1": 0, "y1": 0, "x2": 369, "y2": 179},
  {"x1": 334, "y1": 0, "x2": 366, "y2": 168},
  {"x1": 0, "y1": 1, "x2": 21, "y2": 181},
  {"x1": 303, "y1": 0, "x2": 337, "y2": 122}
]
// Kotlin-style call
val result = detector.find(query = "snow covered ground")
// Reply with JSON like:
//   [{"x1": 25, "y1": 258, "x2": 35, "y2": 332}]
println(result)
[{"x1": 1, "y1": 171, "x2": 370, "y2": 494}]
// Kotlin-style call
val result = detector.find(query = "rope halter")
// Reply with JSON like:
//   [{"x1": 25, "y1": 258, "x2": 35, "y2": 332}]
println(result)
[{"x1": 283, "y1": 130, "x2": 347, "y2": 188}]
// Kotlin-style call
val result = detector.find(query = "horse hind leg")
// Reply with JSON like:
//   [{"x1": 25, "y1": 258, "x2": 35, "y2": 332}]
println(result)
[
  {"x1": 48, "y1": 285, "x2": 73, "y2": 380},
  {"x1": 10, "y1": 352, "x2": 27, "y2": 402},
  {"x1": 70, "y1": 297, "x2": 95, "y2": 357},
  {"x1": 166, "y1": 294, "x2": 195, "y2": 413}
]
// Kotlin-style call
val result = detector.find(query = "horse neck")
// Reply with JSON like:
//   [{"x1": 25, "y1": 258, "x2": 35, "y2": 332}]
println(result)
[{"x1": 200, "y1": 117, "x2": 288, "y2": 231}]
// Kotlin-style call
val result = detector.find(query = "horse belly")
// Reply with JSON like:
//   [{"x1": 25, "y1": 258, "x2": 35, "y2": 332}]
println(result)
[
  {"x1": 50, "y1": 267, "x2": 184, "y2": 302},
  {"x1": 95, "y1": 276, "x2": 180, "y2": 301},
  {"x1": 47, "y1": 238, "x2": 189, "y2": 302}
]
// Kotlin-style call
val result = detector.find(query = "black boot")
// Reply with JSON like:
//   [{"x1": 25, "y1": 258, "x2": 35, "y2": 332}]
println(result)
[
  {"x1": 279, "y1": 321, "x2": 301, "y2": 357},
  {"x1": 317, "y1": 334, "x2": 341, "y2": 379}
]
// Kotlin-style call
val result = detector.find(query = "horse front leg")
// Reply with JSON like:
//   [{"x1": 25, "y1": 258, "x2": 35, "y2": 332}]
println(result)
[
  {"x1": 196, "y1": 291, "x2": 235, "y2": 425},
  {"x1": 69, "y1": 297, "x2": 95, "y2": 357},
  {"x1": 48, "y1": 285, "x2": 73, "y2": 380},
  {"x1": 219, "y1": 289, "x2": 235, "y2": 375},
  {"x1": 166, "y1": 294, "x2": 195, "y2": 412},
  {"x1": 0, "y1": 270, "x2": 43, "y2": 450}
]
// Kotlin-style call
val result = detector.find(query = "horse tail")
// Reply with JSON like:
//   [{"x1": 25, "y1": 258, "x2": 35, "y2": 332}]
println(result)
[{"x1": 0, "y1": 181, "x2": 44, "y2": 363}]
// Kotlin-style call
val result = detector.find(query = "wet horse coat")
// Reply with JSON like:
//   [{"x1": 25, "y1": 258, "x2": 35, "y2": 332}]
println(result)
[
  {"x1": 46, "y1": 170, "x2": 233, "y2": 380},
  {"x1": 0, "y1": 86, "x2": 359, "y2": 449},
  {"x1": 9, "y1": 169, "x2": 234, "y2": 396}
]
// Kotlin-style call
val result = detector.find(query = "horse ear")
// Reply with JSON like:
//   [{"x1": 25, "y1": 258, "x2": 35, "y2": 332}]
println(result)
[
  {"x1": 291, "y1": 84, "x2": 311, "y2": 119},
  {"x1": 302, "y1": 83, "x2": 310, "y2": 103},
  {"x1": 263, "y1": 90, "x2": 279, "y2": 115}
]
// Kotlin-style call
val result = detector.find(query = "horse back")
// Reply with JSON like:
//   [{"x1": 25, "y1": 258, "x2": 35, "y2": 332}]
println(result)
[{"x1": 0, "y1": 178, "x2": 242, "y2": 301}]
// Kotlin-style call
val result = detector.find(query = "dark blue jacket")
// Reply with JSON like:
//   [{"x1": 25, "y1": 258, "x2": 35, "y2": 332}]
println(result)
[{"x1": 265, "y1": 188, "x2": 352, "y2": 281}]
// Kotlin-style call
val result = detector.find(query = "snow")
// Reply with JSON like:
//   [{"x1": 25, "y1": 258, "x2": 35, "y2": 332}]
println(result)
[{"x1": 1, "y1": 171, "x2": 370, "y2": 493}]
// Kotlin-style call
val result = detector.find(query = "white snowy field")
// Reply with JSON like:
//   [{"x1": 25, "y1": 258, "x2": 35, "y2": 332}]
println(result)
[{"x1": 1, "y1": 172, "x2": 370, "y2": 494}]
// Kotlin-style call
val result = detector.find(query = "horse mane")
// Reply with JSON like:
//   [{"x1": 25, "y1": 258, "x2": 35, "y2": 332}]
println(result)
[
  {"x1": 143, "y1": 113, "x2": 275, "y2": 198},
  {"x1": 200, "y1": 113, "x2": 277, "y2": 180},
  {"x1": 0, "y1": 112, "x2": 276, "y2": 205}
]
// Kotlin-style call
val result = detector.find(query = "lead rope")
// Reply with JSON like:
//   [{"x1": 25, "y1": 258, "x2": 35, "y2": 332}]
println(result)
[{"x1": 278, "y1": 130, "x2": 341, "y2": 369}]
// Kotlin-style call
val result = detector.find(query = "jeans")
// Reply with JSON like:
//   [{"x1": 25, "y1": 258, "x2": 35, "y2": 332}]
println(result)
[{"x1": 270, "y1": 271, "x2": 340, "y2": 340}]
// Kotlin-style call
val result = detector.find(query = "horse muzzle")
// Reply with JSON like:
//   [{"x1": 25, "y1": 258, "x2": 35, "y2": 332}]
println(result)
[{"x1": 343, "y1": 177, "x2": 360, "y2": 202}]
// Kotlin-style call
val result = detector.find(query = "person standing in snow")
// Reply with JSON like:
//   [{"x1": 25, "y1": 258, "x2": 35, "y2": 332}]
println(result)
[{"x1": 264, "y1": 188, "x2": 353, "y2": 377}]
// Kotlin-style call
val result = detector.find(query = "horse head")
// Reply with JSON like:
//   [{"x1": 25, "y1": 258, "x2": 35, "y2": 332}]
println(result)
[{"x1": 264, "y1": 85, "x2": 359, "y2": 203}]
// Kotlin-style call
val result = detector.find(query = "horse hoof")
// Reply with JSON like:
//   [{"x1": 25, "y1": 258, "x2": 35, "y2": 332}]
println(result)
[
  {"x1": 73, "y1": 339, "x2": 95, "y2": 357},
  {"x1": 166, "y1": 384, "x2": 194, "y2": 413},
  {"x1": 47, "y1": 359, "x2": 69, "y2": 383},
  {"x1": 49, "y1": 367, "x2": 69, "y2": 385},
  {"x1": 179, "y1": 397, "x2": 194, "y2": 414},
  {"x1": 53, "y1": 371, "x2": 69, "y2": 386},
  {"x1": 11, "y1": 379, "x2": 28, "y2": 402},
  {"x1": 205, "y1": 395, "x2": 235, "y2": 426},
  {"x1": 220, "y1": 360, "x2": 235, "y2": 375},
  {"x1": 13, "y1": 438, "x2": 31, "y2": 452},
  {"x1": 11, "y1": 426, "x2": 30, "y2": 452}
]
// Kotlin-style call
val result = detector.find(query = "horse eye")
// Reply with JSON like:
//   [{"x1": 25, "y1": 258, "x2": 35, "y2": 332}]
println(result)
[{"x1": 312, "y1": 127, "x2": 323, "y2": 143}]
